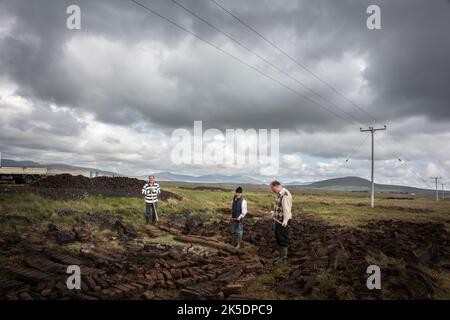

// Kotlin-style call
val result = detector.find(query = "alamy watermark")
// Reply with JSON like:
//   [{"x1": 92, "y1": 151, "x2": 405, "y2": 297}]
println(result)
[
  {"x1": 366, "y1": 5, "x2": 382, "y2": 30},
  {"x1": 366, "y1": 265, "x2": 381, "y2": 290},
  {"x1": 66, "y1": 4, "x2": 81, "y2": 30},
  {"x1": 170, "y1": 121, "x2": 279, "y2": 175},
  {"x1": 66, "y1": 265, "x2": 81, "y2": 290}
]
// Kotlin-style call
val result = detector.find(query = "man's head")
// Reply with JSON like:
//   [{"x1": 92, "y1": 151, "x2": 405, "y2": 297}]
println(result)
[
  {"x1": 235, "y1": 186, "x2": 243, "y2": 198},
  {"x1": 149, "y1": 175, "x2": 155, "y2": 184},
  {"x1": 270, "y1": 180, "x2": 283, "y2": 193}
]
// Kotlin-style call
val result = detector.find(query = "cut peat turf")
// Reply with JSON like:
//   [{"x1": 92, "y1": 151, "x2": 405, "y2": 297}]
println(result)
[
  {"x1": 1, "y1": 211, "x2": 448, "y2": 299},
  {"x1": 243, "y1": 217, "x2": 450, "y2": 299},
  {"x1": 1, "y1": 174, "x2": 181, "y2": 201}
]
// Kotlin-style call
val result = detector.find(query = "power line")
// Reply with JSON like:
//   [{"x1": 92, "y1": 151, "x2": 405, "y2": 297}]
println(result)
[
  {"x1": 208, "y1": 0, "x2": 378, "y2": 123},
  {"x1": 375, "y1": 131, "x2": 436, "y2": 190},
  {"x1": 375, "y1": 140, "x2": 433, "y2": 190},
  {"x1": 389, "y1": 130, "x2": 450, "y2": 183},
  {"x1": 130, "y1": 0, "x2": 361, "y2": 125},
  {"x1": 170, "y1": 0, "x2": 367, "y2": 126},
  {"x1": 207, "y1": 0, "x2": 444, "y2": 188},
  {"x1": 335, "y1": 132, "x2": 370, "y2": 172},
  {"x1": 133, "y1": 0, "x2": 443, "y2": 192}
]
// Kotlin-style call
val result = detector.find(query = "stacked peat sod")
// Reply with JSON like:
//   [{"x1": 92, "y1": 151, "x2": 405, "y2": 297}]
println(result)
[
  {"x1": 245, "y1": 218, "x2": 449, "y2": 299},
  {"x1": 23, "y1": 174, "x2": 182, "y2": 200},
  {"x1": 0, "y1": 213, "x2": 261, "y2": 300}
]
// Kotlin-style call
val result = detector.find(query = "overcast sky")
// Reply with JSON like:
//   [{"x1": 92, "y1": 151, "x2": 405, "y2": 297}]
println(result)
[{"x1": 0, "y1": 0, "x2": 449, "y2": 186}]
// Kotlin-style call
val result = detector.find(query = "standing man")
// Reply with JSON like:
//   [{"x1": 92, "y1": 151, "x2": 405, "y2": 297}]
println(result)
[
  {"x1": 230, "y1": 186, "x2": 248, "y2": 250},
  {"x1": 142, "y1": 175, "x2": 161, "y2": 225},
  {"x1": 270, "y1": 181, "x2": 293, "y2": 264}
]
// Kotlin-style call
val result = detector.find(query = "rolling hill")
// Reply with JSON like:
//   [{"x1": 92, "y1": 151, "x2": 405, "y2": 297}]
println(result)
[
  {"x1": 288, "y1": 176, "x2": 432, "y2": 194},
  {"x1": 2, "y1": 159, "x2": 434, "y2": 193}
]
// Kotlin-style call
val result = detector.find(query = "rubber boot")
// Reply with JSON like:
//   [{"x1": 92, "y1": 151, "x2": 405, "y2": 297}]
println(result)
[
  {"x1": 235, "y1": 235, "x2": 242, "y2": 250},
  {"x1": 274, "y1": 247, "x2": 288, "y2": 265},
  {"x1": 282, "y1": 247, "x2": 288, "y2": 259},
  {"x1": 231, "y1": 234, "x2": 236, "y2": 246}
]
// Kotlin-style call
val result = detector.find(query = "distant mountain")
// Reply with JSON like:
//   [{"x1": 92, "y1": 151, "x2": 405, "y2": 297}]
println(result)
[
  {"x1": 290, "y1": 176, "x2": 432, "y2": 194},
  {"x1": 285, "y1": 181, "x2": 310, "y2": 186},
  {"x1": 1, "y1": 159, "x2": 263, "y2": 183},
  {"x1": 1, "y1": 159, "x2": 119, "y2": 177},
  {"x1": 1, "y1": 159, "x2": 433, "y2": 192},
  {"x1": 150, "y1": 172, "x2": 200, "y2": 182},
  {"x1": 1, "y1": 159, "x2": 42, "y2": 167},
  {"x1": 308, "y1": 176, "x2": 371, "y2": 189},
  {"x1": 147, "y1": 171, "x2": 263, "y2": 185}
]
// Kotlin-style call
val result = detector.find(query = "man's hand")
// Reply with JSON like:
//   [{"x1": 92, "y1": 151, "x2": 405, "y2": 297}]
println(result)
[
  {"x1": 282, "y1": 220, "x2": 288, "y2": 228},
  {"x1": 270, "y1": 211, "x2": 275, "y2": 218},
  {"x1": 237, "y1": 216, "x2": 241, "y2": 221}
]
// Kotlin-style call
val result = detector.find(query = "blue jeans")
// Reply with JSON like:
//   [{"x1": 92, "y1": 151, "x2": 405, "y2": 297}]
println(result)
[
  {"x1": 145, "y1": 202, "x2": 158, "y2": 224},
  {"x1": 230, "y1": 219, "x2": 244, "y2": 237}
]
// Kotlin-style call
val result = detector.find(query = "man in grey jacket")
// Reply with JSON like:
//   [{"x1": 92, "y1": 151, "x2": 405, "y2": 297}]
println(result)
[{"x1": 270, "y1": 180, "x2": 293, "y2": 263}]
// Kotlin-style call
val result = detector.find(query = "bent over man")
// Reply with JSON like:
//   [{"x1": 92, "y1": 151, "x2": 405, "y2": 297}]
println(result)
[
  {"x1": 270, "y1": 180, "x2": 293, "y2": 263},
  {"x1": 230, "y1": 186, "x2": 247, "y2": 250},
  {"x1": 142, "y1": 175, "x2": 161, "y2": 225}
]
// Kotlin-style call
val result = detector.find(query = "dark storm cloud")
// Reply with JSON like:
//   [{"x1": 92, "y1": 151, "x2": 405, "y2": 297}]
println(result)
[
  {"x1": 362, "y1": 0, "x2": 450, "y2": 123},
  {"x1": 2, "y1": 0, "x2": 449, "y2": 131},
  {"x1": 0, "y1": 0, "x2": 189, "y2": 121},
  {"x1": 1, "y1": 0, "x2": 450, "y2": 179}
]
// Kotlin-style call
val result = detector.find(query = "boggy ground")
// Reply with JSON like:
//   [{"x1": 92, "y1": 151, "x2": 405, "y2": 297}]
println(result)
[
  {"x1": 0, "y1": 176, "x2": 449, "y2": 300},
  {"x1": 186, "y1": 213, "x2": 450, "y2": 299},
  {"x1": 1, "y1": 210, "x2": 449, "y2": 300},
  {"x1": 0, "y1": 208, "x2": 262, "y2": 300}
]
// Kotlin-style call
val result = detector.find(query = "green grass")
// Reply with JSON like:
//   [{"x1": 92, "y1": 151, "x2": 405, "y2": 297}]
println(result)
[
  {"x1": 1, "y1": 187, "x2": 449, "y2": 230},
  {"x1": 146, "y1": 233, "x2": 184, "y2": 246}
]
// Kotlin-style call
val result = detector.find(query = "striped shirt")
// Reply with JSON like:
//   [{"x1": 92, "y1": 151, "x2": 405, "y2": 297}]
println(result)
[{"x1": 142, "y1": 182, "x2": 161, "y2": 203}]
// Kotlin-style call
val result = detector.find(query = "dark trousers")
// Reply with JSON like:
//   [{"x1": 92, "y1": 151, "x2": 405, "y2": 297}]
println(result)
[
  {"x1": 145, "y1": 202, "x2": 158, "y2": 224},
  {"x1": 275, "y1": 219, "x2": 291, "y2": 248},
  {"x1": 230, "y1": 219, "x2": 244, "y2": 237}
]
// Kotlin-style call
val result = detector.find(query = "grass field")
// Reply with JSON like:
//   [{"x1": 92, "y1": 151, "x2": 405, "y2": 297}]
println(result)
[{"x1": 2, "y1": 184, "x2": 448, "y2": 230}]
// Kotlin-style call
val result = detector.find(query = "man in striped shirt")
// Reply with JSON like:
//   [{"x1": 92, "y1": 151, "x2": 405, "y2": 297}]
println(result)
[{"x1": 142, "y1": 175, "x2": 161, "y2": 225}]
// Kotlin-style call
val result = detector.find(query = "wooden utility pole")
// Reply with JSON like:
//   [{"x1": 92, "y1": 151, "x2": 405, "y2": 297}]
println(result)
[
  {"x1": 360, "y1": 125, "x2": 387, "y2": 208},
  {"x1": 431, "y1": 177, "x2": 441, "y2": 201}
]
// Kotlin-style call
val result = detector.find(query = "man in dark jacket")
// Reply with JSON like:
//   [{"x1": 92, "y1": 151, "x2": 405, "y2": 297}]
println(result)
[{"x1": 230, "y1": 186, "x2": 248, "y2": 250}]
